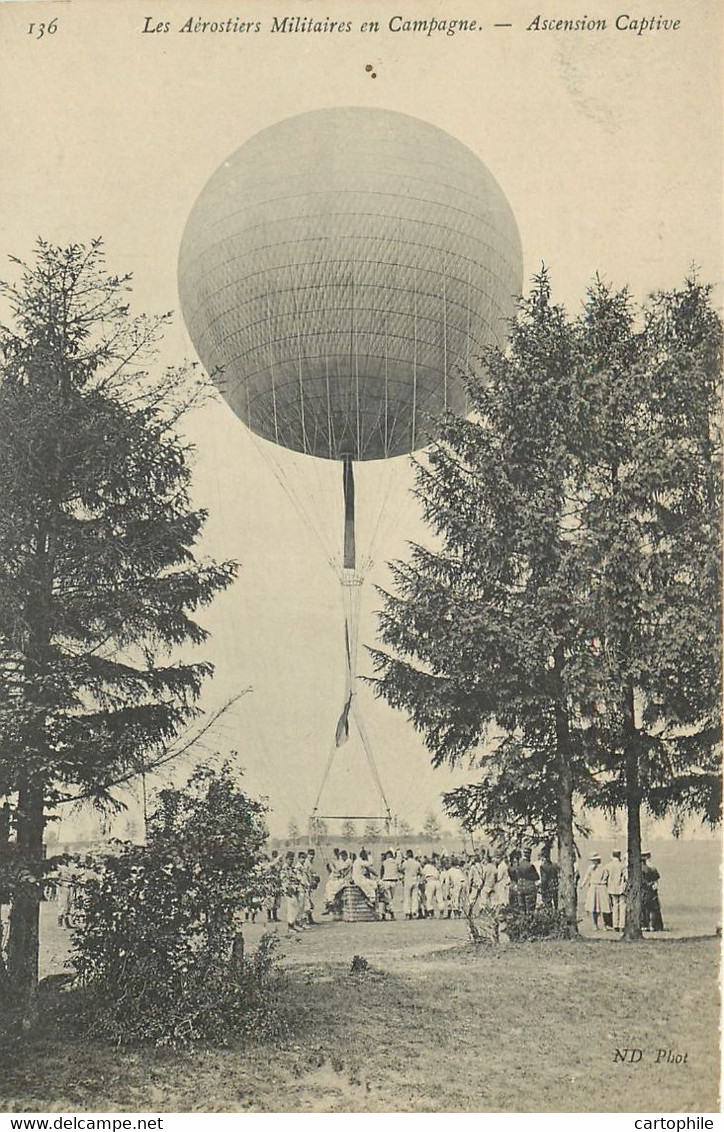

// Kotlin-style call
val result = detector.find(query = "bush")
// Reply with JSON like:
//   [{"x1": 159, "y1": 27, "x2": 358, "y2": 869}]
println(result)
[
  {"x1": 466, "y1": 902, "x2": 576, "y2": 944},
  {"x1": 496, "y1": 904, "x2": 576, "y2": 942},
  {"x1": 68, "y1": 763, "x2": 289, "y2": 1046}
]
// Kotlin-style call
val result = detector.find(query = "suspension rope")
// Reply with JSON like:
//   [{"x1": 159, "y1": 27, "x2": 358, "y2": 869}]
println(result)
[
  {"x1": 353, "y1": 705, "x2": 392, "y2": 820},
  {"x1": 245, "y1": 431, "x2": 336, "y2": 570},
  {"x1": 311, "y1": 733, "x2": 343, "y2": 815}
]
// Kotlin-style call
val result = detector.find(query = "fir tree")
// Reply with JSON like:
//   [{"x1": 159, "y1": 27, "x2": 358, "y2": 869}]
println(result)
[
  {"x1": 572, "y1": 277, "x2": 722, "y2": 937},
  {"x1": 371, "y1": 272, "x2": 590, "y2": 925},
  {"x1": 371, "y1": 271, "x2": 722, "y2": 937},
  {"x1": 0, "y1": 240, "x2": 237, "y2": 1001}
]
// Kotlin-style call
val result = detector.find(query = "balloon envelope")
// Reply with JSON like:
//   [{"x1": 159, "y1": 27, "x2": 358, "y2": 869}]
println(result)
[{"x1": 179, "y1": 107, "x2": 523, "y2": 461}]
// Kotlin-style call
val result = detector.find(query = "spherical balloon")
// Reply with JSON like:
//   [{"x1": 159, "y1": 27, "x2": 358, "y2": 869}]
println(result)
[{"x1": 178, "y1": 107, "x2": 523, "y2": 461}]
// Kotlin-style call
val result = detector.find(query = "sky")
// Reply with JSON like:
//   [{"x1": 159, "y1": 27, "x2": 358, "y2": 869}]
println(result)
[{"x1": 0, "y1": 0, "x2": 721, "y2": 840}]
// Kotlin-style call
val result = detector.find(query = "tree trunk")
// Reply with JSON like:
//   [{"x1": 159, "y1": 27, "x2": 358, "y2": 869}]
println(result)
[
  {"x1": 556, "y1": 763, "x2": 578, "y2": 931},
  {"x1": 8, "y1": 506, "x2": 55, "y2": 1005},
  {"x1": 7, "y1": 782, "x2": 46, "y2": 1004},
  {"x1": 623, "y1": 684, "x2": 643, "y2": 941},
  {"x1": 553, "y1": 652, "x2": 578, "y2": 933}
]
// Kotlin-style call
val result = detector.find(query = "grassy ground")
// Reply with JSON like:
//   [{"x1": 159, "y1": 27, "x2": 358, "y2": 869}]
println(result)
[{"x1": 1, "y1": 920, "x2": 719, "y2": 1113}]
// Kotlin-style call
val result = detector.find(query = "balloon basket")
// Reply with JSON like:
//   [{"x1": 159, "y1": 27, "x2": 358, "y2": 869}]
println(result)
[{"x1": 341, "y1": 884, "x2": 378, "y2": 923}]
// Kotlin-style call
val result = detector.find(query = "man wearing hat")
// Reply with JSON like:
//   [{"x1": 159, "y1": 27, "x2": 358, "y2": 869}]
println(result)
[
  {"x1": 605, "y1": 849, "x2": 626, "y2": 931},
  {"x1": 580, "y1": 852, "x2": 611, "y2": 930},
  {"x1": 381, "y1": 849, "x2": 401, "y2": 913},
  {"x1": 641, "y1": 851, "x2": 664, "y2": 931},
  {"x1": 402, "y1": 848, "x2": 422, "y2": 919},
  {"x1": 515, "y1": 847, "x2": 539, "y2": 914}
]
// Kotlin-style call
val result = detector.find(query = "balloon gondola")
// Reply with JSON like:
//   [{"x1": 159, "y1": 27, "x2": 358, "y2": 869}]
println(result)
[{"x1": 178, "y1": 108, "x2": 523, "y2": 832}]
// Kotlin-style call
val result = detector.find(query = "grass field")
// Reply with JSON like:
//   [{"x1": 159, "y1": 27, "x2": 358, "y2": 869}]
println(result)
[
  {"x1": 1, "y1": 837, "x2": 719, "y2": 1114},
  {"x1": 2, "y1": 922, "x2": 719, "y2": 1114}
]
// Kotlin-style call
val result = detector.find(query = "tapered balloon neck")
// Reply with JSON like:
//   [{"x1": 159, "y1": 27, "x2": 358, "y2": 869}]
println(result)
[{"x1": 342, "y1": 457, "x2": 356, "y2": 571}]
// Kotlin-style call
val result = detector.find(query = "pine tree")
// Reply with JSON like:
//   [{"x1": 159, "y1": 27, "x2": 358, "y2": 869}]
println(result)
[
  {"x1": 0, "y1": 241, "x2": 237, "y2": 1002},
  {"x1": 371, "y1": 271, "x2": 722, "y2": 936},
  {"x1": 371, "y1": 272, "x2": 591, "y2": 925},
  {"x1": 572, "y1": 277, "x2": 722, "y2": 938}
]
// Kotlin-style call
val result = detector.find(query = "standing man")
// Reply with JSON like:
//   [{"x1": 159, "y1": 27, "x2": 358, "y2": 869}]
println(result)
[
  {"x1": 466, "y1": 852, "x2": 485, "y2": 912},
  {"x1": 538, "y1": 845, "x2": 560, "y2": 911},
  {"x1": 480, "y1": 851, "x2": 498, "y2": 909},
  {"x1": 381, "y1": 849, "x2": 401, "y2": 915},
  {"x1": 641, "y1": 851, "x2": 664, "y2": 932},
  {"x1": 444, "y1": 856, "x2": 466, "y2": 918},
  {"x1": 305, "y1": 848, "x2": 320, "y2": 924},
  {"x1": 515, "y1": 847, "x2": 539, "y2": 914},
  {"x1": 605, "y1": 849, "x2": 626, "y2": 931},
  {"x1": 580, "y1": 853, "x2": 611, "y2": 931},
  {"x1": 402, "y1": 849, "x2": 422, "y2": 920},
  {"x1": 492, "y1": 851, "x2": 511, "y2": 908},
  {"x1": 421, "y1": 856, "x2": 443, "y2": 918},
  {"x1": 297, "y1": 850, "x2": 312, "y2": 924},
  {"x1": 283, "y1": 850, "x2": 304, "y2": 933}
]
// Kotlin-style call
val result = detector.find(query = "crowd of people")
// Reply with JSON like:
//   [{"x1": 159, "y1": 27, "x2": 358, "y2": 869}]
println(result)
[
  {"x1": 248, "y1": 843, "x2": 665, "y2": 934},
  {"x1": 40, "y1": 841, "x2": 664, "y2": 938}
]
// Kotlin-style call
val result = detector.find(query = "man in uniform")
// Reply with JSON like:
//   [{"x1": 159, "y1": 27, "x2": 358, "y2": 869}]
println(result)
[
  {"x1": 283, "y1": 850, "x2": 304, "y2": 933},
  {"x1": 381, "y1": 849, "x2": 401, "y2": 915},
  {"x1": 515, "y1": 847, "x2": 539, "y2": 914},
  {"x1": 402, "y1": 849, "x2": 422, "y2": 919},
  {"x1": 538, "y1": 845, "x2": 560, "y2": 911}
]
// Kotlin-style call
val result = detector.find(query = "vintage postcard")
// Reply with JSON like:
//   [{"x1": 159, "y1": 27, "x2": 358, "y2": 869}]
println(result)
[{"x1": 0, "y1": 0, "x2": 721, "y2": 1116}]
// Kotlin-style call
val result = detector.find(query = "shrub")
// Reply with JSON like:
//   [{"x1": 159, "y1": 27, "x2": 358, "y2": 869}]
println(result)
[
  {"x1": 466, "y1": 900, "x2": 577, "y2": 944},
  {"x1": 68, "y1": 763, "x2": 289, "y2": 1046},
  {"x1": 496, "y1": 904, "x2": 577, "y2": 942}
]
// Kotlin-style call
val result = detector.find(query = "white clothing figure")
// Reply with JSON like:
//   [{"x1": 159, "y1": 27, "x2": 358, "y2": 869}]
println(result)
[
  {"x1": 580, "y1": 854, "x2": 611, "y2": 929},
  {"x1": 352, "y1": 851, "x2": 379, "y2": 906},
  {"x1": 421, "y1": 860, "x2": 443, "y2": 916},
  {"x1": 492, "y1": 857, "x2": 511, "y2": 907},
  {"x1": 605, "y1": 851, "x2": 626, "y2": 930},
  {"x1": 445, "y1": 862, "x2": 466, "y2": 916},
  {"x1": 402, "y1": 852, "x2": 421, "y2": 918}
]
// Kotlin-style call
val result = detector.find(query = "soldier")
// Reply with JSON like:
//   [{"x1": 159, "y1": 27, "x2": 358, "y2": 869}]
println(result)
[
  {"x1": 402, "y1": 849, "x2": 422, "y2": 919},
  {"x1": 515, "y1": 847, "x2": 539, "y2": 914},
  {"x1": 492, "y1": 851, "x2": 511, "y2": 908},
  {"x1": 381, "y1": 849, "x2": 401, "y2": 913},
  {"x1": 305, "y1": 847, "x2": 320, "y2": 924},
  {"x1": 421, "y1": 856, "x2": 443, "y2": 917},
  {"x1": 283, "y1": 850, "x2": 304, "y2": 933},
  {"x1": 260, "y1": 850, "x2": 283, "y2": 922},
  {"x1": 538, "y1": 845, "x2": 560, "y2": 911},
  {"x1": 443, "y1": 856, "x2": 466, "y2": 918},
  {"x1": 352, "y1": 848, "x2": 381, "y2": 911},
  {"x1": 297, "y1": 850, "x2": 314, "y2": 925},
  {"x1": 323, "y1": 847, "x2": 351, "y2": 913},
  {"x1": 605, "y1": 849, "x2": 626, "y2": 931}
]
